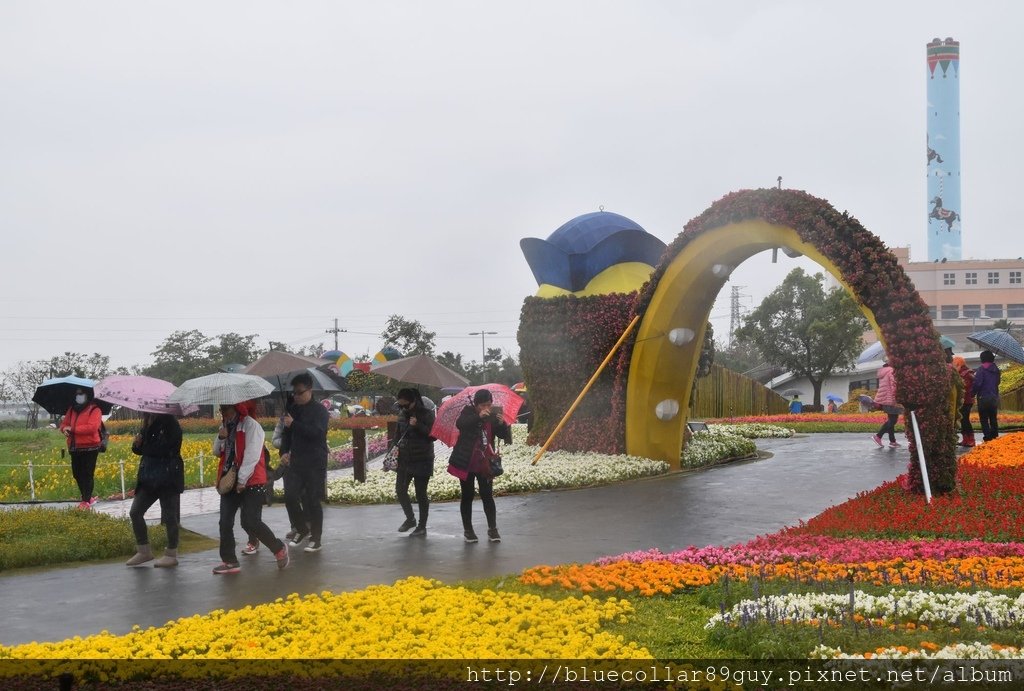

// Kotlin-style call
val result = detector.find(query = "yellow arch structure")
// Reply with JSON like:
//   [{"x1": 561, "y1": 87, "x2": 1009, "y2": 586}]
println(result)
[{"x1": 625, "y1": 220, "x2": 884, "y2": 467}]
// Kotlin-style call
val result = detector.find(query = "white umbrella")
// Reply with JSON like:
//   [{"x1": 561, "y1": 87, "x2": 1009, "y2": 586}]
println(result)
[{"x1": 168, "y1": 373, "x2": 275, "y2": 406}]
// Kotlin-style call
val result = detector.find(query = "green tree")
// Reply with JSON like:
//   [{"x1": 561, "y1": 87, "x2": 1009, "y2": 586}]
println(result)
[
  {"x1": 144, "y1": 330, "x2": 213, "y2": 384},
  {"x1": 381, "y1": 315, "x2": 436, "y2": 356},
  {"x1": 734, "y1": 268, "x2": 867, "y2": 407},
  {"x1": 205, "y1": 333, "x2": 262, "y2": 370}
]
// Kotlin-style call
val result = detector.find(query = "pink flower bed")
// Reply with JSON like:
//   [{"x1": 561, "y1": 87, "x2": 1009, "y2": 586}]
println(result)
[
  {"x1": 327, "y1": 437, "x2": 389, "y2": 469},
  {"x1": 596, "y1": 533, "x2": 1024, "y2": 567}
]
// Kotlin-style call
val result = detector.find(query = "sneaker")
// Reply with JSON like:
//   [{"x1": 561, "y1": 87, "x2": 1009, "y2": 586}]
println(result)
[
  {"x1": 76, "y1": 501, "x2": 91, "y2": 510},
  {"x1": 889, "y1": 441, "x2": 901, "y2": 448},
  {"x1": 410, "y1": 525, "x2": 427, "y2": 537},
  {"x1": 398, "y1": 518, "x2": 417, "y2": 532},
  {"x1": 304, "y1": 540, "x2": 322, "y2": 553},
  {"x1": 464, "y1": 530, "x2": 479, "y2": 543},
  {"x1": 284, "y1": 529, "x2": 298, "y2": 542},
  {"x1": 212, "y1": 562, "x2": 240, "y2": 575},
  {"x1": 871, "y1": 435, "x2": 883, "y2": 447},
  {"x1": 275, "y1": 543, "x2": 290, "y2": 569},
  {"x1": 487, "y1": 528, "x2": 501, "y2": 543},
  {"x1": 241, "y1": 542, "x2": 259, "y2": 556},
  {"x1": 288, "y1": 532, "x2": 307, "y2": 547}
]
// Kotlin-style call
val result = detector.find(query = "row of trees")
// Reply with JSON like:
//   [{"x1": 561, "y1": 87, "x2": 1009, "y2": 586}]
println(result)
[{"x1": 0, "y1": 316, "x2": 521, "y2": 410}]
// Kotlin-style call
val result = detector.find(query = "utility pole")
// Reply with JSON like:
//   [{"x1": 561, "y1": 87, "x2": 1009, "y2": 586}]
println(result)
[
  {"x1": 729, "y1": 285, "x2": 746, "y2": 347},
  {"x1": 469, "y1": 330, "x2": 497, "y2": 363},
  {"x1": 325, "y1": 319, "x2": 347, "y2": 350}
]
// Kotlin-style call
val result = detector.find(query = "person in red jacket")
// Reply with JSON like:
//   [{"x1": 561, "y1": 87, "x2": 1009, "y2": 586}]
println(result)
[
  {"x1": 952, "y1": 355, "x2": 976, "y2": 447},
  {"x1": 211, "y1": 401, "x2": 288, "y2": 574},
  {"x1": 59, "y1": 387, "x2": 103, "y2": 508}
]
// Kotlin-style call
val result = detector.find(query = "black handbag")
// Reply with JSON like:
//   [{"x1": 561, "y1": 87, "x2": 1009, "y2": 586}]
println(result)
[{"x1": 481, "y1": 429, "x2": 504, "y2": 477}]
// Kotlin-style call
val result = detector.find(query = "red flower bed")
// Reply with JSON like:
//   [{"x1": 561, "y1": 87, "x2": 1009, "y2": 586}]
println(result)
[{"x1": 789, "y1": 463, "x2": 1024, "y2": 542}]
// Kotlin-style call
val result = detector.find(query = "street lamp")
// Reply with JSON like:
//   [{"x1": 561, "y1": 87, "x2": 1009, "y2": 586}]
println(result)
[{"x1": 469, "y1": 330, "x2": 498, "y2": 363}]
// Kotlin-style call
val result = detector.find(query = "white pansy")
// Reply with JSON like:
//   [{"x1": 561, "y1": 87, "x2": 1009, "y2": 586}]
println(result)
[
  {"x1": 708, "y1": 589, "x2": 1024, "y2": 629},
  {"x1": 326, "y1": 425, "x2": 671, "y2": 504},
  {"x1": 707, "y1": 424, "x2": 795, "y2": 439},
  {"x1": 812, "y1": 642, "x2": 1024, "y2": 660}
]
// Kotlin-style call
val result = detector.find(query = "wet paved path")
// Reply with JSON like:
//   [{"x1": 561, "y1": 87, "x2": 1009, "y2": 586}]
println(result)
[{"x1": 0, "y1": 434, "x2": 906, "y2": 646}]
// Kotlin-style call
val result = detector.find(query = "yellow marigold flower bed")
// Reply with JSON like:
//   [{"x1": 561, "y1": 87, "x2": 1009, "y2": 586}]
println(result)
[
  {"x1": 521, "y1": 557, "x2": 1024, "y2": 595},
  {"x1": 961, "y1": 433, "x2": 1024, "y2": 468},
  {"x1": 0, "y1": 577, "x2": 648, "y2": 660}
]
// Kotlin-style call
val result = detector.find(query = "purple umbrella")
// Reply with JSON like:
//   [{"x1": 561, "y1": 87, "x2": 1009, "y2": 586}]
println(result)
[{"x1": 94, "y1": 375, "x2": 199, "y2": 416}]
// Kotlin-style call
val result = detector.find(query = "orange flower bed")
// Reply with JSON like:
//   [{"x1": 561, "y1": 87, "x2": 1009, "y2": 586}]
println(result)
[
  {"x1": 960, "y1": 433, "x2": 1024, "y2": 468},
  {"x1": 520, "y1": 556, "x2": 1024, "y2": 595}
]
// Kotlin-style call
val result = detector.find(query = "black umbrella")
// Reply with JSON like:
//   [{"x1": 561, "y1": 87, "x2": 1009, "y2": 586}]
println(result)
[
  {"x1": 260, "y1": 367, "x2": 342, "y2": 393},
  {"x1": 967, "y1": 329, "x2": 1024, "y2": 365},
  {"x1": 32, "y1": 375, "x2": 114, "y2": 415}
]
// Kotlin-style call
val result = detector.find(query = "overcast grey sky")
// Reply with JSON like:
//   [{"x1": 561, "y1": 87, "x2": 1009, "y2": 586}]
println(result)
[{"x1": 2, "y1": 1, "x2": 1021, "y2": 372}]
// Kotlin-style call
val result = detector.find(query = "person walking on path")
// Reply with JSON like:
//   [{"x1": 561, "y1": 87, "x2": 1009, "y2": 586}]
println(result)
[
  {"x1": 126, "y1": 413, "x2": 184, "y2": 567},
  {"x1": 952, "y1": 355, "x2": 976, "y2": 447},
  {"x1": 212, "y1": 402, "x2": 288, "y2": 574},
  {"x1": 279, "y1": 372, "x2": 330, "y2": 553},
  {"x1": 393, "y1": 387, "x2": 435, "y2": 538},
  {"x1": 973, "y1": 350, "x2": 1001, "y2": 442},
  {"x1": 448, "y1": 389, "x2": 512, "y2": 543},
  {"x1": 872, "y1": 362, "x2": 901, "y2": 448},
  {"x1": 59, "y1": 388, "x2": 104, "y2": 508}
]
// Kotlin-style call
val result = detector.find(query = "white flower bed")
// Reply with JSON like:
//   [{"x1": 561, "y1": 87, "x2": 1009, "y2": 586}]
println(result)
[
  {"x1": 812, "y1": 642, "x2": 1024, "y2": 660},
  {"x1": 326, "y1": 425, "x2": 670, "y2": 504},
  {"x1": 709, "y1": 423, "x2": 795, "y2": 439},
  {"x1": 682, "y1": 430, "x2": 756, "y2": 469},
  {"x1": 707, "y1": 589, "x2": 1024, "y2": 629}
]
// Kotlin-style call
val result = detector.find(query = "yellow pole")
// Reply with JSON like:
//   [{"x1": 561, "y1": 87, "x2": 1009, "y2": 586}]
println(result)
[{"x1": 532, "y1": 315, "x2": 641, "y2": 465}]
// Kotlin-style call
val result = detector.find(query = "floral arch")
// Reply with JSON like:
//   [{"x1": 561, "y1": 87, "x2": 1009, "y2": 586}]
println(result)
[{"x1": 615, "y1": 189, "x2": 957, "y2": 493}]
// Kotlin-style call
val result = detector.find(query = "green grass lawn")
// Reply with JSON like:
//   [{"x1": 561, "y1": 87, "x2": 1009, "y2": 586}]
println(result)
[{"x1": 0, "y1": 506, "x2": 218, "y2": 571}]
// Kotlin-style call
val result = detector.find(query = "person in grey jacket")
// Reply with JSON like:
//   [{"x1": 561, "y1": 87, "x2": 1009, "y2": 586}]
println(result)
[{"x1": 393, "y1": 388, "x2": 436, "y2": 537}]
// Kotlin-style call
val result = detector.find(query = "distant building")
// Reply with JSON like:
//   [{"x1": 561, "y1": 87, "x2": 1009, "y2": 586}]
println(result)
[{"x1": 888, "y1": 247, "x2": 1024, "y2": 350}]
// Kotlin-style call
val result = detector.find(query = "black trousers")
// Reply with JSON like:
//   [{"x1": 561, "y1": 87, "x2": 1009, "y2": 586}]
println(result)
[
  {"x1": 877, "y1": 413, "x2": 899, "y2": 443},
  {"x1": 219, "y1": 486, "x2": 283, "y2": 564},
  {"x1": 282, "y1": 466, "x2": 308, "y2": 535},
  {"x1": 396, "y1": 468, "x2": 430, "y2": 527},
  {"x1": 978, "y1": 395, "x2": 1000, "y2": 441},
  {"x1": 130, "y1": 486, "x2": 180, "y2": 549},
  {"x1": 70, "y1": 450, "x2": 99, "y2": 502},
  {"x1": 960, "y1": 403, "x2": 974, "y2": 437},
  {"x1": 459, "y1": 473, "x2": 496, "y2": 531},
  {"x1": 284, "y1": 464, "x2": 324, "y2": 541}
]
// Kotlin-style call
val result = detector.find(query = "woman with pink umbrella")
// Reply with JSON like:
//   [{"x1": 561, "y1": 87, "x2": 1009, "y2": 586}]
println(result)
[
  {"x1": 94, "y1": 375, "x2": 195, "y2": 568},
  {"x1": 443, "y1": 389, "x2": 513, "y2": 543}
]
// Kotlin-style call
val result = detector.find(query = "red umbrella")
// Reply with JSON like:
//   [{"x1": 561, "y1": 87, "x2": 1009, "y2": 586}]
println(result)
[{"x1": 431, "y1": 384, "x2": 524, "y2": 447}]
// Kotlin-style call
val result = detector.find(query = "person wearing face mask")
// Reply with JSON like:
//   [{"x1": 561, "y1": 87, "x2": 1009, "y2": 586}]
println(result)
[
  {"x1": 392, "y1": 387, "x2": 435, "y2": 537},
  {"x1": 447, "y1": 389, "x2": 512, "y2": 543},
  {"x1": 212, "y1": 401, "x2": 288, "y2": 575},
  {"x1": 59, "y1": 388, "x2": 104, "y2": 508}
]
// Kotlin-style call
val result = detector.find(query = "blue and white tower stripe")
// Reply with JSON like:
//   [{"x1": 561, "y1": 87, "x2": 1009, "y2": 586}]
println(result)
[{"x1": 926, "y1": 37, "x2": 961, "y2": 261}]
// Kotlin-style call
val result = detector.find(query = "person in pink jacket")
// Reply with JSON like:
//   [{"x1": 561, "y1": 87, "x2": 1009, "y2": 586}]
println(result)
[{"x1": 871, "y1": 363, "x2": 901, "y2": 448}]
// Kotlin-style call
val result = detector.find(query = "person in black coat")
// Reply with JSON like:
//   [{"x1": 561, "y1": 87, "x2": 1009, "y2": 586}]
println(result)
[
  {"x1": 126, "y1": 413, "x2": 184, "y2": 568},
  {"x1": 280, "y1": 372, "x2": 330, "y2": 553},
  {"x1": 393, "y1": 387, "x2": 436, "y2": 537},
  {"x1": 447, "y1": 389, "x2": 511, "y2": 543}
]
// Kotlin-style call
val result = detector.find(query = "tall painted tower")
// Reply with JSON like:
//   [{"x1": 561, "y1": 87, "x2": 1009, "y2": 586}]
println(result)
[{"x1": 926, "y1": 37, "x2": 961, "y2": 261}]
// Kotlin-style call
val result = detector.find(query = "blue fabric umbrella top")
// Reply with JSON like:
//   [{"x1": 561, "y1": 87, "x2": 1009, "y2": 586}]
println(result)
[
  {"x1": 826, "y1": 394, "x2": 844, "y2": 403},
  {"x1": 520, "y1": 211, "x2": 667, "y2": 292},
  {"x1": 968, "y1": 329, "x2": 1024, "y2": 365}
]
